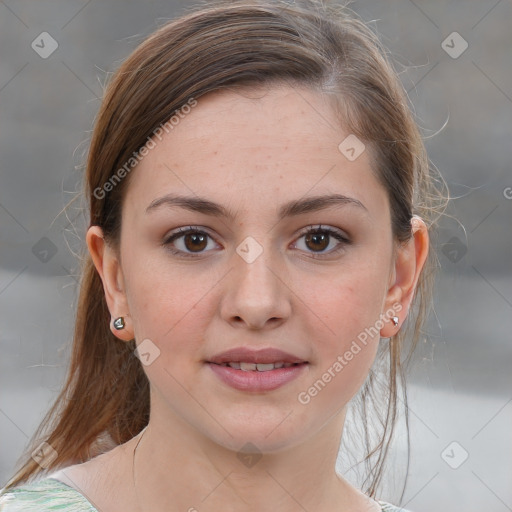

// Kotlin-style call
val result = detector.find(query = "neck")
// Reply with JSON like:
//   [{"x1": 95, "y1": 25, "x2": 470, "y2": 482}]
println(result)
[{"x1": 131, "y1": 409, "x2": 377, "y2": 512}]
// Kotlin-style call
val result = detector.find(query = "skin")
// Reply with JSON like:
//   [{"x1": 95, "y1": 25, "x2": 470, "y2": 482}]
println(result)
[{"x1": 61, "y1": 84, "x2": 428, "y2": 512}]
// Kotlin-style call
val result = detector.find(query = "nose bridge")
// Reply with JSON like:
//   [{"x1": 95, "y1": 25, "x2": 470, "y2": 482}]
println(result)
[
  {"x1": 234, "y1": 234, "x2": 280, "y2": 297},
  {"x1": 222, "y1": 234, "x2": 291, "y2": 327}
]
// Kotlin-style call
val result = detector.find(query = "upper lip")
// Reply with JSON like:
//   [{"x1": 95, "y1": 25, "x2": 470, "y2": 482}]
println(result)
[{"x1": 208, "y1": 347, "x2": 308, "y2": 365}]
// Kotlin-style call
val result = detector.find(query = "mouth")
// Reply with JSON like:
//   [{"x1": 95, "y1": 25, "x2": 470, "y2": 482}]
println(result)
[
  {"x1": 211, "y1": 361, "x2": 306, "y2": 371},
  {"x1": 208, "y1": 346, "x2": 308, "y2": 366},
  {"x1": 206, "y1": 347, "x2": 309, "y2": 391}
]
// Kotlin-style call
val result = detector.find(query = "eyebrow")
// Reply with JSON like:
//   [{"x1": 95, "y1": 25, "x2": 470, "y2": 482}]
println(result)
[{"x1": 145, "y1": 193, "x2": 368, "y2": 220}]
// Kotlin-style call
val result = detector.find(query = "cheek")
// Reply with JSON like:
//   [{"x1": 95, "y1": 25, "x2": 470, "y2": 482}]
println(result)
[
  {"x1": 124, "y1": 251, "x2": 218, "y2": 356},
  {"x1": 295, "y1": 256, "x2": 389, "y2": 393},
  {"x1": 300, "y1": 260, "x2": 388, "y2": 341}
]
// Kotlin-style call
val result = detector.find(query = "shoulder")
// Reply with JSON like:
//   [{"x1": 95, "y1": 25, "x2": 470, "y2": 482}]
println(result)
[
  {"x1": 0, "y1": 477, "x2": 98, "y2": 511},
  {"x1": 377, "y1": 500, "x2": 414, "y2": 511}
]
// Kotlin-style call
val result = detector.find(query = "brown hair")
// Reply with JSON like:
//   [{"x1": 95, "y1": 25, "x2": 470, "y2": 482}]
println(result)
[{"x1": 2, "y1": 0, "x2": 447, "y2": 500}]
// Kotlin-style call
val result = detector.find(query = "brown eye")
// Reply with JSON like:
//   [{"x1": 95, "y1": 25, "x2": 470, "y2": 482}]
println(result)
[
  {"x1": 304, "y1": 232, "x2": 330, "y2": 252},
  {"x1": 294, "y1": 225, "x2": 351, "y2": 257},
  {"x1": 183, "y1": 232, "x2": 208, "y2": 252},
  {"x1": 163, "y1": 227, "x2": 219, "y2": 257}
]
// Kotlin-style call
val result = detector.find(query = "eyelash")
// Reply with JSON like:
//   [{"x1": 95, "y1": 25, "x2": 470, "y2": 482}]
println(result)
[{"x1": 163, "y1": 225, "x2": 351, "y2": 259}]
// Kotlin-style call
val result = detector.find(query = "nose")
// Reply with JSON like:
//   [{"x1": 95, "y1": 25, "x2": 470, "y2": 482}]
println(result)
[{"x1": 220, "y1": 241, "x2": 292, "y2": 330}]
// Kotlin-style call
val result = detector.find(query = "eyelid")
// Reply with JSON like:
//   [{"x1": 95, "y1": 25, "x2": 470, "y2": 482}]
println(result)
[
  {"x1": 295, "y1": 224, "x2": 350, "y2": 242},
  {"x1": 163, "y1": 225, "x2": 218, "y2": 246}
]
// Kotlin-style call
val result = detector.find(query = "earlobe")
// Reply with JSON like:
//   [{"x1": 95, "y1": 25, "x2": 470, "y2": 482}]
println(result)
[
  {"x1": 380, "y1": 215, "x2": 429, "y2": 338},
  {"x1": 86, "y1": 226, "x2": 134, "y2": 342}
]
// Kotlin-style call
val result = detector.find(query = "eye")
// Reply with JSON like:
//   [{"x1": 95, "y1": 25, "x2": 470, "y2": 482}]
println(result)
[
  {"x1": 163, "y1": 226, "x2": 219, "y2": 258},
  {"x1": 163, "y1": 224, "x2": 351, "y2": 259},
  {"x1": 293, "y1": 225, "x2": 351, "y2": 258}
]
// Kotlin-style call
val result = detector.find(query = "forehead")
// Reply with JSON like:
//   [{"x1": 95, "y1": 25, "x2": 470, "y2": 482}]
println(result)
[{"x1": 123, "y1": 84, "x2": 386, "y2": 222}]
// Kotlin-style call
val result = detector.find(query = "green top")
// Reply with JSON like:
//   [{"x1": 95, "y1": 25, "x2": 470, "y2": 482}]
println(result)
[{"x1": 0, "y1": 477, "x2": 412, "y2": 511}]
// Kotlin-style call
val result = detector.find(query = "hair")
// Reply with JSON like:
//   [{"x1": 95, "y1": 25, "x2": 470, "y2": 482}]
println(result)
[{"x1": 2, "y1": 0, "x2": 448, "y2": 501}]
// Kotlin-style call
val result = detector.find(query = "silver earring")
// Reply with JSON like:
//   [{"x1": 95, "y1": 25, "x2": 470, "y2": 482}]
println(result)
[
  {"x1": 391, "y1": 316, "x2": 399, "y2": 327},
  {"x1": 113, "y1": 317, "x2": 125, "y2": 330}
]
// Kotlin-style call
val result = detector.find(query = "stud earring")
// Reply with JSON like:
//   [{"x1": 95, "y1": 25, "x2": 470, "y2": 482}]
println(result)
[
  {"x1": 113, "y1": 317, "x2": 125, "y2": 330},
  {"x1": 391, "y1": 316, "x2": 399, "y2": 327}
]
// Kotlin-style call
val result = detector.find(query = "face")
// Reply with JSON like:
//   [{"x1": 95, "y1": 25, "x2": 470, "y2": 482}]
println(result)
[{"x1": 92, "y1": 84, "x2": 415, "y2": 454}]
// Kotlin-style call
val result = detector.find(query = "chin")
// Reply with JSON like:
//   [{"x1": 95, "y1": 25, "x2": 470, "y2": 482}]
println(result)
[{"x1": 205, "y1": 412, "x2": 311, "y2": 455}]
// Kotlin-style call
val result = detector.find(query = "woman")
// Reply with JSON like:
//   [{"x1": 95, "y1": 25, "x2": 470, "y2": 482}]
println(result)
[{"x1": 0, "y1": 1, "x2": 446, "y2": 510}]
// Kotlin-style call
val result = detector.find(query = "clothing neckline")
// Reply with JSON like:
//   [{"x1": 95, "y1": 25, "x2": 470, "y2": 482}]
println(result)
[
  {"x1": 44, "y1": 475, "x2": 395, "y2": 511},
  {"x1": 46, "y1": 476, "x2": 99, "y2": 511}
]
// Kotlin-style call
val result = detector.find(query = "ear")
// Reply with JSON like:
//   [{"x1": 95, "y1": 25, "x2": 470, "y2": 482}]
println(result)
[
  {"x1": 86, "y1": 225, "x2": 134, "y2": 342},
  {"x1": 380, "y1": 215, "x2": 429, "y2": 337}
]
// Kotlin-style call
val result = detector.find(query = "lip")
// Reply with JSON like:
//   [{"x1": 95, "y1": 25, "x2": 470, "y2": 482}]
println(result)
[
  {"x1": 208, "y1": 347, "x2": 307, "y2": 365},
  {"x1": 207, "y1": 361, "x2": 308, "y2": 392},
  {"x1": 206, "y1": 347, "x2": 309, "y2": 392}
]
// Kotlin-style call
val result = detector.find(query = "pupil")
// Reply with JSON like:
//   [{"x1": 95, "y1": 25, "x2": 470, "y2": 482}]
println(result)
[
  {"x1": 306, "y1": 233, "x2": 328, "y2": 251},
  {"x1": 186, "y1": 233, "x2": 207, "y2": 252}
]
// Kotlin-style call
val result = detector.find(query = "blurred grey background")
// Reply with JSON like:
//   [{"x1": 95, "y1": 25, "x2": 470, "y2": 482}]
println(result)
[{"x1": 0, "y1": 1, "x2": 511, "y2": 510}]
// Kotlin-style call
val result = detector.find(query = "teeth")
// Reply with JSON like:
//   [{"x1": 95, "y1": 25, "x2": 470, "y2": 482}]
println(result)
[
  {"x1": 256, "y1": 363, "x2": 275, "y2": 372},
  {"x1": 220, "y1": 361, "x2": 299, "y2": 371}
]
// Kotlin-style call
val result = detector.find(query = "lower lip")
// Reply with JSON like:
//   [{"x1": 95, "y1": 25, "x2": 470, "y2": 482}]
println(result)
[{"x1": 207, "y1": 363, "x2": 308, "y2": 392}]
